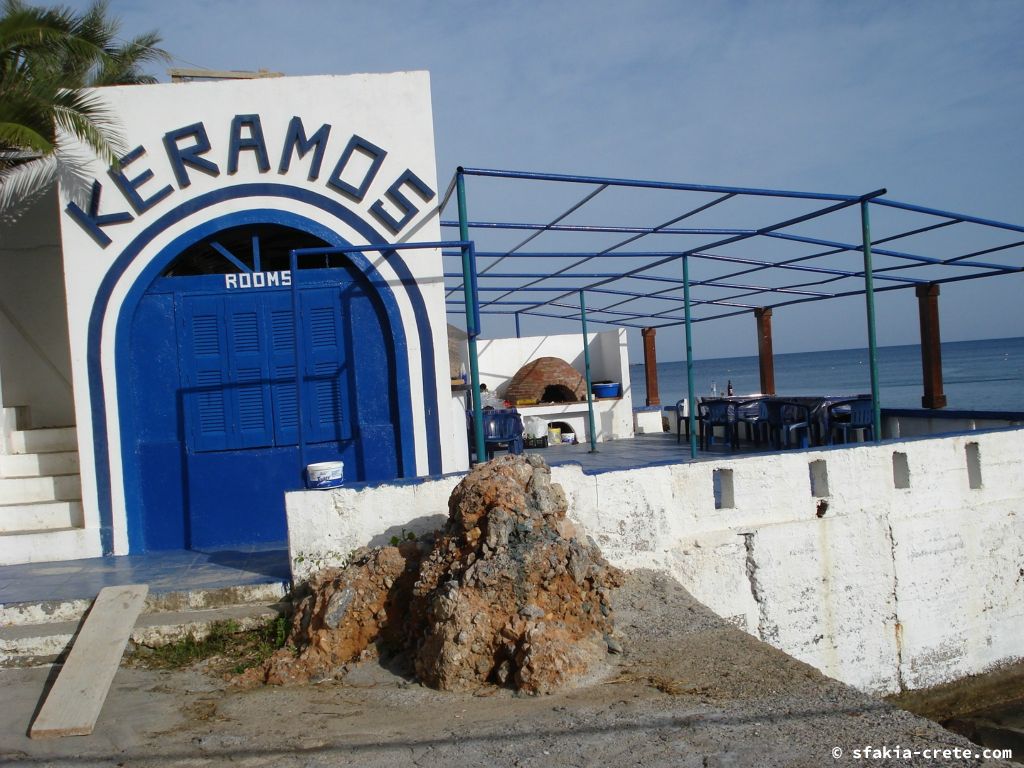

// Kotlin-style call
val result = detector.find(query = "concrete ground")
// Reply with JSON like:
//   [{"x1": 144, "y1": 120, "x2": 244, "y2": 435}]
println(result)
[{"x1": 0, "y1": 570, "x2": 1013, "y2": 768}]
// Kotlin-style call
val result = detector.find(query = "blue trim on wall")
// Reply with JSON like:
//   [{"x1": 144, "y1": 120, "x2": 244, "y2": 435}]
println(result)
[{"x1": 88, "y1": 183, "x2": 442, "y2": 554}]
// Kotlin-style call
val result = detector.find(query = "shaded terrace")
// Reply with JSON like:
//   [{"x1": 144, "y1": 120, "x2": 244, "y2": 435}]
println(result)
[{"x1": 434, "y1": 167, "x2": 1024, "y2": 460}]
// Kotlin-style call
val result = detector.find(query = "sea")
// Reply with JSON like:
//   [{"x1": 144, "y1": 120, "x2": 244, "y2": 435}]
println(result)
[{"x1": 628, "y1": 336, "x2": 1024, "y2": 413}]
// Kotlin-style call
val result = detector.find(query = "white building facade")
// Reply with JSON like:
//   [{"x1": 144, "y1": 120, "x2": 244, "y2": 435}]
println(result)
[{"x1": 1, "y1": 72, "x2": 459, "y2": 562}]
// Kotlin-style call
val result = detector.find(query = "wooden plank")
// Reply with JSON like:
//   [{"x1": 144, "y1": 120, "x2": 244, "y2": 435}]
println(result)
[{"x1": 29, "y1": 584, "x2": 148, "y2": 739}]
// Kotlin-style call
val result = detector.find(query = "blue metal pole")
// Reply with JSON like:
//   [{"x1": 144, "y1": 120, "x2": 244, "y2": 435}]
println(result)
[
  {"x1": 457, "y1": 166, "x2": 865, "y2": 203},
  {"x1": 457, "y1": 171, "x2": 486, "y2": 463},
  {"x1": 289, "y1": 249, "x2": 308, "y2": 482},
  {"x1": 440, "y1": 221, "x2": 756, "y2": 236},
  {"x1": 873, "y1": 197, "x2": 1024, "y2": 235},
  {"x1": 580, "y1": 290, "x2": 599, "y2": 453},
  {"x1": 861, "y1": 201, "x2": 882, "y2": 442},
  {"x1": 514, "y1": 312, "x2": 521, "y2": 338},
  {"x1": 682, "y1": 255, "x2": 698, "y2": 459}
]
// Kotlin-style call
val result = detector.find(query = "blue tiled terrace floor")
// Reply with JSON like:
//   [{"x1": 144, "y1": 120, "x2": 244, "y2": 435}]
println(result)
[
  {"x1": 0, "y1": 542, "x2": 289, "y2": 605},
  {"x1": 527, "y1": 430, "x2": 761, "y2": 473}
]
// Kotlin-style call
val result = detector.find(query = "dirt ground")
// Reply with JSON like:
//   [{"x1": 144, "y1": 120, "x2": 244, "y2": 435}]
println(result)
[{"x1": 0, "y1": 570, "x2": 1013, "y2": 767}]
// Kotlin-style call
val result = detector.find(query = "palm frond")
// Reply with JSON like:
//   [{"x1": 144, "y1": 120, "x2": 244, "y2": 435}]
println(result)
[
  {"x1": 0, "y1": 141, "x2": 95, "y2": 224},
  {"x1": 89, "y1": 31, "x2": 170, "y2": 86},
  {"x1": 0, "y1": 0, "x2": 169, "y2": 212},
  {"x1": 0, "y1": 3, "x2": 100, "y2": 74},
  {"x1": 0, "y1": 120, "x2": 53, "y2": 156},
  {"x1": 0, "y1": 150, "x2": 54, "y2": 223},
  {"x1": 51, "y1": 87, "x2": 124, "y2": 164}
]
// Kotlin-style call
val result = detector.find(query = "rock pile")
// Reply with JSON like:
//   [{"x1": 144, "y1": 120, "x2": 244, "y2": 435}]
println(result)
[
  {"x1": 251, "y1": 454, "x2": 623, "y2": 694},
  {"x1": 411, "y1": 454, "x2": 623, "y2": 693}
]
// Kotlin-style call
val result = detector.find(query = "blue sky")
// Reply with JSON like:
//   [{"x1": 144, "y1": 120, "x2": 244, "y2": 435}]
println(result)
[{"x1": 71, "y1": 0, "x2": 1024, "y2": 360}]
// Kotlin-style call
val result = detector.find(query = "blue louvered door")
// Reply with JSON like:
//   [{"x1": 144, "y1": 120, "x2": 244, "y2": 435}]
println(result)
[
  {"x1": 179, "y1": 290, "x2": 353, "y2": 455},
  {"x1": 267, "y1": 296, "x2": 300, "y2": 446},
  {"x1": 299, "y1": 288, "x2": 351, "y2": 444},
  {"x1": 226, "y1": 298, "x2": 275, "y2": 449},
  {"x1": 180, "y1": 295, "x2": 276, "y2": 452},
  {"x1": 133, "y1": 263, "x2": 399, "y2": 552},
  {"x1": 175, "y1": 290, "x2": 288, "y2": 549},
  {"x1": 178, "y1": 296, "x2": 231, "y2": 452},
  {"x1": 171, "y1": 280, "x2": 362, "y2": 550}
]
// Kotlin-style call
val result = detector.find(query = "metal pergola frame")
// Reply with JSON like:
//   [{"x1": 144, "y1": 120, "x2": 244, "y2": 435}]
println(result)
[{"x1": 438, "y1": 167, "x2": 1024, "y2": 461}]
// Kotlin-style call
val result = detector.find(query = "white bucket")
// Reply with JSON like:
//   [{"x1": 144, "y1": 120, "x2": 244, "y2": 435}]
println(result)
[{"x1": 306, "y1": 460, "x2": 344, "y2": 489}]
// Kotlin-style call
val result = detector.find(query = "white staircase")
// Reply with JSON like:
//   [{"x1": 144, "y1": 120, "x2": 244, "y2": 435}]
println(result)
[{"x1": 0, "y1": 406, "x2": 95, "y2": 566}]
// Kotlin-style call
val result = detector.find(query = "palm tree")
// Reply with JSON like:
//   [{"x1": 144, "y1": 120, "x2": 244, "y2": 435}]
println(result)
[{"x1": 0, "y1": 0, "x2": 169, "y2": 220}]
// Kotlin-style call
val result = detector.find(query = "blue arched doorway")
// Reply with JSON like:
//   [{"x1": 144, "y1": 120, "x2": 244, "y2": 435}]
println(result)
[{"x1": 121, "y1": 219, "x2": 408, "y2": 551}]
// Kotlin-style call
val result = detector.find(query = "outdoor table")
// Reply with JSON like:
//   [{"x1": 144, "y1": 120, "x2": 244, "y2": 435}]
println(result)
[{"x1": 695, "y1": 394, "x2": 870, "y2": 448}]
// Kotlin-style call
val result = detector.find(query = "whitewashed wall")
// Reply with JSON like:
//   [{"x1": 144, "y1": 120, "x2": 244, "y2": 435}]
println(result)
[
  {"x1": 54, "y1": 72, "x2": 450, "y2": 555},
  {"x1": 474, "y1": 329, "x2": 630, "y2": 399},
  {"x1": 286, "y1": 428, "x2": 1024, "y2": 694},
  {"x1": 0, "y1": 189, "x2": 75, "y2": 427},
  {"x1": 470, "y1": 328, "x2": 634, "y2": 442}
]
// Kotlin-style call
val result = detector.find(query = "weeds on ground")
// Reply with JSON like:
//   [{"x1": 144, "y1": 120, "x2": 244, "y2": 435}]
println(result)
[
  {"x1": 390, "y1": 529, "x2": 418, "y2": 546},
  {"x1": 130, "y1": 616, "x2": 291, "y2": 675}
]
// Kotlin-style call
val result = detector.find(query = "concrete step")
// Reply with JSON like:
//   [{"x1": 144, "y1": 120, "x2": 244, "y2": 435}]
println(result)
[
  {"x1": 0, "y1": 581, "x2": 289, "y2": 627},
  {"x1": 0, "y1": 407, "x2": 30, "y2": 447},
  {"x1": 0, "y1": 451, "x2": 79, "y2": 478},
  {"x1": 0, "y1": 579, "x2": 292, "y2": 666},
  {"x1": 0, "y1": 601, "x2": 292, "y2": 667},
  {"x1": 0, "y1": 500, "x2": 83, "y2": 532},
  {"x1": 142, "y1": 582, "x2": 290, "y2": 616},
  {"x1": 0, "y1": 474, "x2": 81, "y2": 505},
  {"x1": 7, "y1": 427, "x2": 78, "y2": 455},
  {"x1": 0, "y1": 526, "x2": 98, "y2": 566}
]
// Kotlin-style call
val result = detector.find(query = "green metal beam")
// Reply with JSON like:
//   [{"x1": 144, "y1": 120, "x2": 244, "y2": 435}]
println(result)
[
  {"x1": 457, "y1": 171, "x2": 486, "y2": 463},
  {"x1": 861, "y1": 201, "x2": 882, "y2": 442},
  {"x1": 682, "y1": 255, "x2": 698, "y2": 458},
  {"x1": 580, "y1": 290, "x2": 599, "y2": 453}
]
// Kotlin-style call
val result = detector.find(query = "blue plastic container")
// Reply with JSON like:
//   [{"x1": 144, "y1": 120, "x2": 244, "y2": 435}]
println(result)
[{"x1": 592, "y1": 382, "x2": 621, "y2": 398}]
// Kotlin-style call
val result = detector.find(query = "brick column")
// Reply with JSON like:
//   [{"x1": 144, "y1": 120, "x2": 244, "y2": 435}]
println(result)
[
  {"x1": 641, "y1": 327, "x2": 660, "y2": 406},
  {"x1": 754, "y1": 308, "x2": 775, "y2": 395},
  {"x1": 916, "y1": 283, "x2": 947, "y2": 408}
]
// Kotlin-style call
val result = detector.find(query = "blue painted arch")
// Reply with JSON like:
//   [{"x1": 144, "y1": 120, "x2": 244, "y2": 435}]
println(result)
[{"x1": 88, "y1": 184, "x2": 442, "y2": 553}]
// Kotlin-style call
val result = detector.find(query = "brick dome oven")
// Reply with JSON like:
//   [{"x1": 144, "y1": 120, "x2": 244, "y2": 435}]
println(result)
[{"x1": 503, "y1": 357, "x2": 587, "y2": 404}]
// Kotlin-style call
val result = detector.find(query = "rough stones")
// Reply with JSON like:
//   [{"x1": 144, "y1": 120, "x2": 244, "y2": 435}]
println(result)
[
  {"x1": 252, "y1": 542, "x2": 424, "y2": 686},
  {"x1": 410, "y1": 454, "x2": 622, "y2": 694}
]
